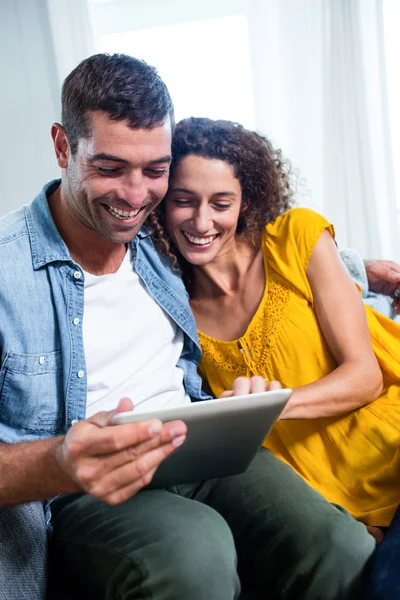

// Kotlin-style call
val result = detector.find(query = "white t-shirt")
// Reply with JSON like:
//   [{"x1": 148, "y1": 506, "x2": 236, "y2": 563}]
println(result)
[{"x1": 83, "y1": 249, "x2": 191, "y2": 418}]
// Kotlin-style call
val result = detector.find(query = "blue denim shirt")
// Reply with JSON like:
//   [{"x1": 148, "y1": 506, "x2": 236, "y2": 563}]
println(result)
[{"x1": 0, "y1": 180, "x2": 210, "y2": 519}]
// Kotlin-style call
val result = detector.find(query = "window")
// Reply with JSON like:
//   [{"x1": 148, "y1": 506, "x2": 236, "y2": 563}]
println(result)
[{"x1": 89, "y1": 2, "x2": 255, "y2": 128}]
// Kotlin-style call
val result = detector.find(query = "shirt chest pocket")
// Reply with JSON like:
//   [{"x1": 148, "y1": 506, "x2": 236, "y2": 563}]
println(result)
[{"x1": 0, "y1": 351, "x2": 64, "y2": 434}]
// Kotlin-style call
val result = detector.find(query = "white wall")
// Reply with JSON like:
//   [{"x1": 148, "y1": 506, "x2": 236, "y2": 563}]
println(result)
[{"x1": 0, "y1": 0, "x2": 60, "y2": 216}]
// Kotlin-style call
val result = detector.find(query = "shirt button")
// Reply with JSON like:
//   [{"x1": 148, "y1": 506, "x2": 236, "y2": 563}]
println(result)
[
  {"x1": 77, "y1": 370, "x2": 85, "y2": 378},
  {"x1": 71, "y1": 419, "x2": 79, "y2": 426},
  {"x1": 73, "y1": 271, "x2": 82, "y2": 279},
  {"x1": 73, "y1": 317, "x2": 80, "y2": 326},
  {"x1": 38, "y1": 356, "x2": 46, "y2": 365}
]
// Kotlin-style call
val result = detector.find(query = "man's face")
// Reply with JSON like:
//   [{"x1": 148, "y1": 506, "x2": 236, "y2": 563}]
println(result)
[{"x1": 61, "y1": 111, "x2": 172, "y2": 245}]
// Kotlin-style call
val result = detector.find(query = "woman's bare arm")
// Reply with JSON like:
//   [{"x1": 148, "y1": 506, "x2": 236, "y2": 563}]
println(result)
[{"x1": 281, "y1": 230, "x2": 383, "y2": 419}]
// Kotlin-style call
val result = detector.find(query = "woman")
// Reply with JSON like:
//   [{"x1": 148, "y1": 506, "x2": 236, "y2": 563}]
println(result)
[{"x1": 151, "y1": 117, "x2": 400, "y2": 529}]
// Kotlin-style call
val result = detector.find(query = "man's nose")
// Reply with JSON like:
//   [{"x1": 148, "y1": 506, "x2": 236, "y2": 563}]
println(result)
[{"x1": 122, "y1": 172, "x2": 148, "y2": 206}]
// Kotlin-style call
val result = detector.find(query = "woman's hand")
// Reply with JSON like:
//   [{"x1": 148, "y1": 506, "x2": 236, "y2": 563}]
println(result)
[{"x1": 219, "y1": 376, "x2": 282, "y2": 398}]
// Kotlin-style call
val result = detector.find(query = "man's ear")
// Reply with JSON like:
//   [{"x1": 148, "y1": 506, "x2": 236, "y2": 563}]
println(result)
[{"x1": 51, "y1": 123, "x2": 70, "y2": 168}]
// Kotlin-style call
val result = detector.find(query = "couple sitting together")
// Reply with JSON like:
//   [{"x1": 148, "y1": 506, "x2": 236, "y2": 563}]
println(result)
[{"x1": 1, "y1": 52, "x2": 400, "y2": 600}]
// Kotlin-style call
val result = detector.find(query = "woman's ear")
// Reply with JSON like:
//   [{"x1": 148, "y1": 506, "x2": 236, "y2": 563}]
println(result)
[
  {"x1": 237, "y1": 212, "x2": 246, "y2": 233},
  {"x1": 240, "y1": 198, "x2": 249, "y2": 213},
  {"x1": 236, "y1": 198, "x2": 249, "y2": 233}
]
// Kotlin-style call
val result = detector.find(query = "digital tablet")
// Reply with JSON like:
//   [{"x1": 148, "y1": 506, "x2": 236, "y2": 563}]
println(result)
[{"x1": 112, "y1": 388, "x2": 292, "y2": 488}]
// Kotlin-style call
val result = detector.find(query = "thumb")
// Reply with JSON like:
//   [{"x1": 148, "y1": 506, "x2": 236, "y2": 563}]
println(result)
[
  {"x1": 89, "y1": 397, "x2": 134, "y2": 428},
  {"x1": 115, "y1": 397, "x2": 134, "y2": 414}
]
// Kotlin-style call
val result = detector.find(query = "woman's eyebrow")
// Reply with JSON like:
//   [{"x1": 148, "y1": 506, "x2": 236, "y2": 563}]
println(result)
[
  {"x1": 170, "y1": 187, "x2": 236, "y2": 197},
  {"x1": 213, "y1": 191, "x2": 236, "y2": 197},
  {"x1": 170, "y1": 187, "x2": 196, "y2": 194}
]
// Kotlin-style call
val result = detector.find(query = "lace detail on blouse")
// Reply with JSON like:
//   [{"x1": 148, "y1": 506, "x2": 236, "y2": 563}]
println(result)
[{"x1": 199, "y1": 280, "x2": 292, "y2": 377}]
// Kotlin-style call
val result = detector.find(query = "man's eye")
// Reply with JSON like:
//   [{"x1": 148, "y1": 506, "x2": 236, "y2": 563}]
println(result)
[
  {"x1": 97, "y1": 167, "x2": 121, "y2": 176},
  {"x1": 146, "y1": 168, "x2": 168, "y2": 178}
]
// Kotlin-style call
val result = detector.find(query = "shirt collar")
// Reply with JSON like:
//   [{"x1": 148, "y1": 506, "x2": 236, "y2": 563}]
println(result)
[{"x1": 26, "y1": 180, "x2": 72, "y2": 270}]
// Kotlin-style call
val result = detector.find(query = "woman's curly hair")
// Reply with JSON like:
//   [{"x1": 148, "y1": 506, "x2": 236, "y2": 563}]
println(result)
[{"x1": 149, "y1": 117, "x2": 295, "y2": 268}]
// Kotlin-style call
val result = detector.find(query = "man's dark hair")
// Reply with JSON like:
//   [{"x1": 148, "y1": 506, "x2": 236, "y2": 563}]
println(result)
[{"x1": 61, "y1": 53, "x2": 174, "y2": 153}]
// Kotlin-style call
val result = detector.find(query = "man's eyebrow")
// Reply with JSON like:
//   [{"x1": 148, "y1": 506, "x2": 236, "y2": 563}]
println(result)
[
  {"x1": 88, "y1": 154, "x2": 172, "y2": 165},
  {"x1": 149, "y1": 155, "x2": 172, "y2": 165},
  {"x1": 89, "y1": 153, "x2": 128, "y2": 163}
]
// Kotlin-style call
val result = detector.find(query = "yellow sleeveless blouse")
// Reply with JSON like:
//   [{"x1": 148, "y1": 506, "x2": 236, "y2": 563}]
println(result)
[{"x1": 198, "y1": 208, "x2": 400, "y2": 526}]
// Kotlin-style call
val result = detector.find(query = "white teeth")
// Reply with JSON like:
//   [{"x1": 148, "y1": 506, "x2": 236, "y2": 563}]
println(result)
[
  {"x1": 183, "y1": 231, "x2": 217, "y2": 245},
  {"x1": 107, "y1": 205, "x2": 141, "y2": 219}
]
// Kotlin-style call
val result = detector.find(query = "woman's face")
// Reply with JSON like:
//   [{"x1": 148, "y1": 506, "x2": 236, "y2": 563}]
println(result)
[{"x1": 164, "y1": 155, "x2": 243, "y2": 266}]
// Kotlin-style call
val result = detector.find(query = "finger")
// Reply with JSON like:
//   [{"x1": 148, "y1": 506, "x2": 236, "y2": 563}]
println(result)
[
  {"x1": 114, "y1": 397, "x2": 134, "y2": 414},
  {"x1": 93, "y1": 419, "x2": 187, "y2": 455},
  {"x1": 67, "y1": 418, "x2": 186, "y2": 458},
  {"x1": 89, "y1": 397, "x2": 134, "y2": 428},
  {"x1": 88, "y1": 436, "x2": 186, "y2": 502},
  {"x1": 218, "y1": 390, "x2": 234, "y2": 398},
  {"x1": 101, "y1": 466, "x2": 158, "y2": 505},
  {"x1": 380, "y1": 266, "x2": 399, "y2": 281},
  {"x1": 266, "y1": 380, "x2": 282, "y2": 391},
  {"x1": 92, "y1": 421, "x2": 188, "y2": 472},
  {"x1": 371, "y1": 261, "x2": 400, "y2": 280},
  {"x1": 248, "y1": 376, "x2": 266, "y2": 394},
  {"x1": 382, "y1": 261, "x2": 400, "y2": 278},
  {"x1": 231, "y1": 376, "x2": 253, "y2": 397}
]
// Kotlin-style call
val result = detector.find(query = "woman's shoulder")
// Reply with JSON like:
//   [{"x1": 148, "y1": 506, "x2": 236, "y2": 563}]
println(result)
[
  {"x1": 265, "y1": 207, "x2": 332, "y2": 238},
  {"x1": 262, "y1": 208, "x2": 335, "y2": 296},
  {"x1": 265, "y1": 207, "x2": 334, "y2": 256}
]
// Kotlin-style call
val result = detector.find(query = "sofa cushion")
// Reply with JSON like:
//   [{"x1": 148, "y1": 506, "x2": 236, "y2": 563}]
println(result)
[{"x1": 0, "y1": 502, "x2": 47, "y2": 600}]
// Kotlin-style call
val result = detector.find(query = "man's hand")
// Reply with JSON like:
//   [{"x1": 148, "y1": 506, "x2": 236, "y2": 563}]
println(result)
[
  {"x1": 219, "y1": 376, "x2": 282, "y2": 398},
  {"x1": 364, "y1": 259, "x2": 400, "y2": 296},
  {"x1": 54, "y1": 397, "x2": 187, "y2": 505}
]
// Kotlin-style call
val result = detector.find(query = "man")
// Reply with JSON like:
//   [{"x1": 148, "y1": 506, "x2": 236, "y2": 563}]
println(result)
[{"x1": 0, "y1": 53, "x2": 383, "y2": 599}]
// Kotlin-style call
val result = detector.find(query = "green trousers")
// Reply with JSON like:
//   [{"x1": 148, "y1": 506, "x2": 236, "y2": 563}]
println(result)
[{"x1": 49, "y1": 448, "x2": 374, "y2": 599}]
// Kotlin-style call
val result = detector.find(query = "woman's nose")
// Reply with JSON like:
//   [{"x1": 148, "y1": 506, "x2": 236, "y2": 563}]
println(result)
[{"x1": 192, "y1": 208, "x2": 212, "y2": 232}]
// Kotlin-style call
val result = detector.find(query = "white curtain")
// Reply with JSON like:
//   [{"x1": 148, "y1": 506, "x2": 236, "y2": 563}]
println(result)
[
  {"x1": 0, "y1": 0, "x2": 95, "y2": 216},
  {"x1": 246, "y1": 0, "x2": 398, "y2": 260},
  {"x1": 0, "y1": 0, "x2": 60, "y2": 215},
  {"x1": 3, "y1": 0, "x2": 396, "y2": 261},
  {"x1": 46, "y1": 0, "x2": 95, "y2": 87}
]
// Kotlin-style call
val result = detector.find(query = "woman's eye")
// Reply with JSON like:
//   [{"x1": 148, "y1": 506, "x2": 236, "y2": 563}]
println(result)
[
  {"x1": 214, "y1": 203, "x2": 231, "y2": 210},
  {"x1": 174, "y1": 199, "x2": 192, "y2": 206}
]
